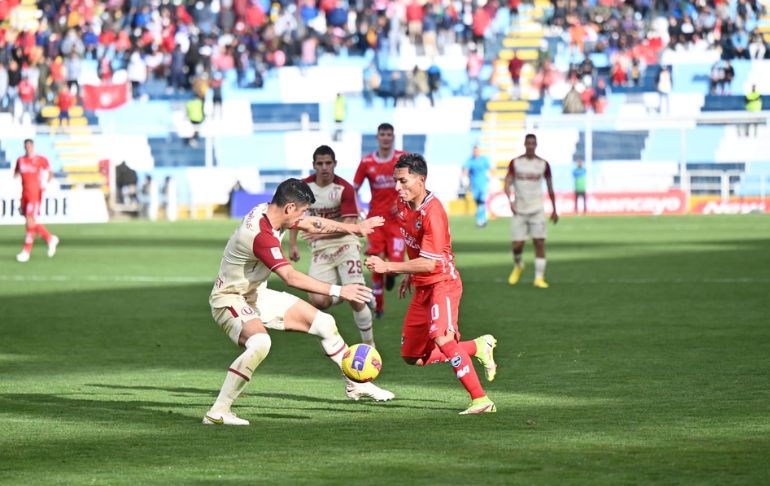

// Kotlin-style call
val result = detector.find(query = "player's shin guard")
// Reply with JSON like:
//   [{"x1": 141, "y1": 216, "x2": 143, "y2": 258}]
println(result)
[
  {"x1": 23, "y1": 228, "x2": 35, "y2": 253},
  {"x1": 353, "y1": 307, "x2": 374, "y2": 345},
  {"x1": 438, "y1": 340, "x2": 485, "y2": 400},
  {"x1": 371, "y1": 274, "x2": 384, "y2": 313},
  {"x1": 308, "y1": 311, "x2": 347, "y2": 366},
  {"x1": 211, "y1": 333, "x2": 271, "y2": 413},
  {"x1": 535, "y1": 257, "x2": 546, "y2": 279},
  {"x1": 36, "y1": 224, "x2": 51, "y2": 242},
  {"x1": 421, "y1": 341, "x2": 478, "y2": 365}
]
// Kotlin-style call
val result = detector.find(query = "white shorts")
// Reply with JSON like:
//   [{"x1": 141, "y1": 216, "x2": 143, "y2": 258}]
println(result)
[
  {"x1": 511, "y1": 211, "x2": 547, "y2": 241},
  {"x1": 211, "y1": 288, "x2": 299, "y2": 345},
  {"x1": 308, "y1": 242, "x2": 365, "y2": 286}
]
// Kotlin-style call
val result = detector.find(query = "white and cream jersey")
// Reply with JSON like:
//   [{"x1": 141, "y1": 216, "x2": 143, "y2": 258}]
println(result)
[
  {"x1": 302, "y1": 175, "x2": 360, "y2": 252},
  {"x1": 209, "y1": 203, "x2": 291, "y2": 309},
  {"x1": 507, "y1": 154, "x2": 552, "y2": 214}
]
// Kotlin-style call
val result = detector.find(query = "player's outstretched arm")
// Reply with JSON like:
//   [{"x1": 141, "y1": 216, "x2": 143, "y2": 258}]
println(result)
[
  {"x1": 365, "y1": 255, "x2": 436, "y2": 275},
  {"x1": 296, "y1": 215, "x2": 384, "y2": 237},
  {"x1": 274, "y1": 265, "x2": 373, "y2": 304}
]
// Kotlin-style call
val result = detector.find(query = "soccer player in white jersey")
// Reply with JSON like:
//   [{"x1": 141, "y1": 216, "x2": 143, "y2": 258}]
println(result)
[
  {"x1": 204, "y1": 179, "x2": 395, "y2": 426},
  {"x1": 503, "y1": 133, "x2": 559, "y2": 288},
  {"x1": 288, "y1": 145, "x2": 377, "y2": 347}
]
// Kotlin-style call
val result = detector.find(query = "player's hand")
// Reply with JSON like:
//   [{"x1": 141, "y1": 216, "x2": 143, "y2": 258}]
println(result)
[
  {"x1": 357, "y1": 217, "x2": 385, "y2": 236},
  {"x1": 289, "y1": 245, "x2": 300, "y2": 262},
  {"x1": 550, "y1": 212, "x2": 559, "y2": 224},
  {"x1": 509, "y1": 202, "x2": 517, "y2": 215},
  {"x1": 364, "y1": 255, "x2": 388, "y2": 274},
  {"x1": 340, "y1": 283, "x2": 374, "y2": 304},
  {"x1": 398, "y1": 274, "x2": 413, "y2": 299}
]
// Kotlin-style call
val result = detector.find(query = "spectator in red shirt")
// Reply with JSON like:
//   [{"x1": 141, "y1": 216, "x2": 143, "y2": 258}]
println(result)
[
  {"x1": 55, "y1": 86, "x2": 73, "y2": 131},
  {"x1": 18, "y1": 75, "x2": 36, "y2": 123},
  {"x1": 508, "y1": 51, "x2": 523, "y2": 96}
]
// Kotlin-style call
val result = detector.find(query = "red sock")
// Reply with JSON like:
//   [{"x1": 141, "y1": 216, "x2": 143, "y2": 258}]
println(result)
[
  {"x1": 36, "y1": 224, "x2": 51, "y2": 242},
  {"x1": 372, "y1": 273, "x2": 384, "y2": 313},
  {"x1": 23, "y1": 228, "x2": 36, "y2": 253},
  {"x1": 422, "y1": 340, "x2": 477, "y2": 365},
  {"x1": 438, "y1": 340, "x2": 485, "y2": 400}
]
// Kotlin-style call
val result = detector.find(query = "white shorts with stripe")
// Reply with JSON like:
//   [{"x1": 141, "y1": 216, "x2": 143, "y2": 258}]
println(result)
[
  {"x1": 211, "y1": 288, "x2": 299, "y2": 345},
  {"x1": 511, "y1": 211, "x2": 547, "y2": 241}
]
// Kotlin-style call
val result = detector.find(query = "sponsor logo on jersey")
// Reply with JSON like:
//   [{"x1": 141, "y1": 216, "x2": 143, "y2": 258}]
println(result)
[{"x1": 270, "y1": 247, "x2": 282, "y2": 259}]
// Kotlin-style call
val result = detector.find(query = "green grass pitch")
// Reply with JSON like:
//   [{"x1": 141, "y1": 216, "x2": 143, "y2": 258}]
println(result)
[{"x1": 1, "y1": 215, "x2": 769, "y2": 484}]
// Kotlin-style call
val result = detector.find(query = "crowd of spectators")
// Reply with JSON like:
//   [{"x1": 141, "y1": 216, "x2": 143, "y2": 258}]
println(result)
[
  {"x1": 535, "y1": 0, "x2": 769, "y2": 108},
  {"x1": 0, "y1": 0, "x2": 510, "y2": 124}
]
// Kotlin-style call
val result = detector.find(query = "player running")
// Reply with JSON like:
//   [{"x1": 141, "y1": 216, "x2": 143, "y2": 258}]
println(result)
[
  {"x1": 14, "y1": 139, "x2": 59, "y2": 263},
  {"x1": 204, "y1": 179, "x2": 394, "y2": 426},
  {"x1": 365, "y1": 154, "x2": 497, "y2": 415},
  {"x1": 289, "y1": 145, "x2": 377, "y2": 347},
  {"x1": 353, "y1": 123, "x2": 407, "y2": 318},
  {"x1": 504, "y1": 133, "x2": 558, "y2": 288}
]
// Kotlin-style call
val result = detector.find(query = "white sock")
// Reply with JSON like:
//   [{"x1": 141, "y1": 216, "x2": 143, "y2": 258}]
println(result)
[
  {"x1": 308, "y1": 312, "x2": 347, "y2": 367},
  {"x1": 211, "y1": 333, "x2": 271, "y2": 413},
  {"x1": 535, "y1": 257, "x2": 546, "y2": 280},
  {"x1": 353, "y1": 307, "x2": 374, "y2": 345},
  {"x1": 514, "y1": 253, "x2": 523, "y2": 268}
]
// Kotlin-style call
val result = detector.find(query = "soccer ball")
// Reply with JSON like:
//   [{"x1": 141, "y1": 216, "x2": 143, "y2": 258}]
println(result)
[{"x1": 341, "y1": 344, "x2": 382, "y2": 383}]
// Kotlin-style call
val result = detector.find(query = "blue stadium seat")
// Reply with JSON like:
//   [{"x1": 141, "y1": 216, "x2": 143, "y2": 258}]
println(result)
[
  {"x1": 250, "y1": 103, "x2": 320, "y2": 124},
  {"x1": 574, "y1": 131, "x2": 649, "y2": 161},
  {"x1": 701, "y1": 95, "x2": 770, "y2": 111},
  {"x1": 148, "y1": 136, "x2": 209, "y2": 167}
]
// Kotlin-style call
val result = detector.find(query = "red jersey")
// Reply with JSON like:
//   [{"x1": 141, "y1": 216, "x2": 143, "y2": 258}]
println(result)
[
  {"x1": 14, "y1": 155, "x2": 50, "y2": 200},
  {"x1": 354, "y1": 149, "x2": 407, "y2": 218},
  {"x1": 396, "y1": 192, "x2": 459, "y2": 287}
]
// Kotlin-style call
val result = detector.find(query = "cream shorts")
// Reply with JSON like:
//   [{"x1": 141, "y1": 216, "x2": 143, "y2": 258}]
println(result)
[
  {"x1": 308, "y1": 242, "x2": 365, "y2": 286},
  {"x1": 211, "y1": 288, "x2": 299, "y2": 345},
  {"x1": 511, "y1": 211, "x2": 547, "y2": 241}
]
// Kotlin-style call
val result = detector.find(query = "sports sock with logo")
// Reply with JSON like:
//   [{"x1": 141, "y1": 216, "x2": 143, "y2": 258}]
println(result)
[
  {"x1": 421, "y1": 340, "x2": 477, "y2": 365},
  {"x1": 438, "y1": 340, "x2": 485, "y2": 399},
  {"x1": 210, "y1": 333, "x2": 271, "y2": 413}
]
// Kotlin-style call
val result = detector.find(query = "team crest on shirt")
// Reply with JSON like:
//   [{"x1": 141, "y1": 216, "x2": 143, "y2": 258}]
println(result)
[
  {"x1": 241, "y1": 307, "x2": 255, "y2": 315},
  {"x1": 415, "y1": 218, "x2": 422, "y2": 230},
  {"x1": 329, "y1": 187, "x2": 341, "y2": 201},
  {"x1": 270, "y1": 247, "x2": 282, "y2": 259}
]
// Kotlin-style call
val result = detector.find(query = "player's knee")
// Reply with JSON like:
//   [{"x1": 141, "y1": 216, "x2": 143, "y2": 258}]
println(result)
[
  {"x1": 308, "y1": 311, "x2": 338, "y2": 339},
  {"x1": 309, "y1": 293, "x2": 332, "y2": 309},
  {"x1": 243, "y1": 333, "x2": 271, "y2": 362}
]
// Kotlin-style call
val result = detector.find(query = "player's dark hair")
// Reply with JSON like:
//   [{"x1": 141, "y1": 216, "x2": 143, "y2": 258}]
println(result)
[
  {"x1": 272, "y1": 178, "x2": 316, "y2": 206},
  {"x1": 525, "y1": 133, "x2": 537, "y2": 142},
  {"x1": 23, "y1": 138, "x2": 33, "y2": 145},
  {"x1": 312, "y1": 145, "x2": 336, "y2": 162},
  {"x1": 377, "y1": 123, "x2": 394, "y2": 133},
  {"x1": 395, "y1": 153, "x2": 428, "y2": 178}
]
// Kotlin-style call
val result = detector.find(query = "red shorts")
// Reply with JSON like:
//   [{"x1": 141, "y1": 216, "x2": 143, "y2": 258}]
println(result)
[
  {"x1": 365, "y1": 221, "x2": 404, "y2": 261},
  {"x1": 401, "y1": 278, "x2": 463, "y2": 359},
  {"x1": 20, "y1": 196, "x2": 41, "y2": 217}
]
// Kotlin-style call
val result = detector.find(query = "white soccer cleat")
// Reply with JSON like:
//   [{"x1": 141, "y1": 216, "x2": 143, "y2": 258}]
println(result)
[
  {"x1": 344, "y1": 378, "x2": 395, "y2": 401},
  {"x1": 202, "y1": 410, "x2": 250, "y2": 426},
  {"x1": 47, "y1": 235, "x2": 59, "y2": 258},
  {"x1": 16, "y1": 251, "x2": 30, "y2": 263}
]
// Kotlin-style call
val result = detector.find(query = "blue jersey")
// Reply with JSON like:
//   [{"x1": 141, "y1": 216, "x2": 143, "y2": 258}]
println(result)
[{"x1": 463, "y1": 155, "x2": 491, "y2": 193}]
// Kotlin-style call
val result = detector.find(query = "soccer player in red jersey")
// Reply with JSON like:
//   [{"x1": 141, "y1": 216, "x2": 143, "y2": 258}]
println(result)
[
  {"x1": 365, "y1": 153, "x2": 498, "y2": 414},
  {"x1": 14, "y1": 139, "x2": 59, "y2": 263},
  {"x1": 354, "y1": 123, "x2": 407, "y2": 318}
]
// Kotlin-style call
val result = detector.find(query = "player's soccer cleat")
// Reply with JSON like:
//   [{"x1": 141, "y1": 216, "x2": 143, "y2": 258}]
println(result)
[
  {"x1": 47, "y1": 235, "x2": 59, "y2": 258},
  {"x1": 344, "y1": 378, "x2": 395, "y2": 401},
  {"x1": 473, "y1": 334, "x2": 497, "y2": 382},
  {"x1": 385, "y1": 274, "x2": 396, "y2": 291},
  {"x1": 533, "y1": 278, "x2": 549, "y2": 289},
  {"x1": 508, "y1": 265, "x2": 524, "y2": 285},
  {"x1": 202, "y1": 410, "x2": 250, "y2": 426},
  {"x1": 375, "y1": 310, "x2": 384, "y2": 319},
  {"x1": 16, "y1": 251, "x2": 30, "y2": 263},
  {"x1": 459, "y1": 396, "x2": 497, "y2": 415}
]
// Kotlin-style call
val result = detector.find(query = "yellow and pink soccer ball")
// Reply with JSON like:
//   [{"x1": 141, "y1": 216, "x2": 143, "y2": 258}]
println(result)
[{"x1": 341, "y1": 344, "x2": 382, "y2": 383}]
